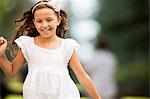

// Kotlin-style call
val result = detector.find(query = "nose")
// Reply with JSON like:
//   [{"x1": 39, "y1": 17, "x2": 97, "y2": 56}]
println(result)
[{"x1": 42, "y1": 21, "x2": 48, "y2": 28}]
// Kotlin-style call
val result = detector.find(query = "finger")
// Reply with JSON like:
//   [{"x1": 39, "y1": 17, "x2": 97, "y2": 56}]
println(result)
[
  {"x1": 0, "y1": 36, "x2": 5, "y2": 40},
  {"x1": 0, "y1": 36, "x2": 7, "y2": 41},
  {"x1": 0, "y1": 37, "x2": 4, "y2": 44},
  {"x1": 0, "y1": 40, "x2": 4, "y2": 43},
  {"x1": 0, "y1": 37, "x2": 6, "y2": 44},
  {"x1": 0, "y1": 40, "x2": 4, "y2": 44}
]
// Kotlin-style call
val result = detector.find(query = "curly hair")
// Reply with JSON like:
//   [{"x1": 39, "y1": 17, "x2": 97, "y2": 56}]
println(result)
[{"x1": 13, "y1": 0, "x2": 69, "y2": 43}]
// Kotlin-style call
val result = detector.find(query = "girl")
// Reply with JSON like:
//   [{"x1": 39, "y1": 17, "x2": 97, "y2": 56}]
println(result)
[{"x1": 0, "y1": 0, "x2": 102, "y2": 99}]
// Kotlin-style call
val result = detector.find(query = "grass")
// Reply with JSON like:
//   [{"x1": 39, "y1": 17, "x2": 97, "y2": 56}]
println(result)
[
  {"x1": 4, "y1": 95, "x2": 23, "y2": 99},
  {"x1": 121, "y1": 96, "x2": 149, "y2": 99}
]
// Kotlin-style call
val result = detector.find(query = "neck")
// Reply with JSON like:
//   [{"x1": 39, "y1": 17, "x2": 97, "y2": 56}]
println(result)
[{"x1": 37, "y1": 35, "x2": 59, "y2": 44}]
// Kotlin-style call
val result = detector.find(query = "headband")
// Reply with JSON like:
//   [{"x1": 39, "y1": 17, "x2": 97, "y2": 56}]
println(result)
[{"x1": 32, "y1": 0, "x2": 61, "y2": 14}]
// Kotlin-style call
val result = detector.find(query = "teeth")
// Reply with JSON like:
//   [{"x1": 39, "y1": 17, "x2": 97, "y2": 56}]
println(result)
[
  {"x1": 40, "y1": 28, "x2": 51, "y2": 34},
  {"x1": 42, "y1": 29, "x2": 50, "y2": 32}
]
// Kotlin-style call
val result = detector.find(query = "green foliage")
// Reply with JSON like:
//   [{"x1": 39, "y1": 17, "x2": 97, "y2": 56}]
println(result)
[
  {"x1": 0, "y1": 0, "x2": 32, "y2": 40},
  {"x1": 121, "y1": 96, "x2": 149, "y2": 99},
  {"x1": 116, "y1": 63, "x2": 149, "y2": 95},
  {"x1": 96, "y1": 0, "x2": 148, "y2": 59},
  {"x1": 96, "y1": 0, "x2": 148, "y2": 96},
  {"x1": 0, "y1": 0, "x2": 11, "y2": 23},
  {"x1": 5, "y1": 95, "x2": 23, "y2": 99}
]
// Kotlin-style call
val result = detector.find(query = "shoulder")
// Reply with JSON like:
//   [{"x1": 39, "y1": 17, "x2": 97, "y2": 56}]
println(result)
[
  {"x1": 63, "y1": 38, "x2": 80, "y2": 51},
  {"x1": 16, "y1": 35, "x2": 32, "y2": 40},
  {"x1": 63, "y1": 38, "x2": 80, "y2": 62},
  {"x1": 15, "y1": 36, "x2": 33, "y2": 42},
  {"x1": 63, "y1": 38, "x2": 79, "y2": 45},
  {"x1": 14, "y1": 36, "x2": 33, "y2": 48}
]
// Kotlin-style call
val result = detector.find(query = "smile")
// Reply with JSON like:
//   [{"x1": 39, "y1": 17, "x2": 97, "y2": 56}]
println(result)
[{"x1": 41, "y1": 28, "x2": 51, "y2": 32}]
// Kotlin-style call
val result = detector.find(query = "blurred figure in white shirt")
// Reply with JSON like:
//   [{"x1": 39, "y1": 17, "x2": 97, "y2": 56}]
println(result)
[{"x1": 85, "y1": 35, "x2": 118, "y2": 99}]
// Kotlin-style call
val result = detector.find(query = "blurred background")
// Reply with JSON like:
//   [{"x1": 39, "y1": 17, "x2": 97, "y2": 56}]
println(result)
[{"x1": 0, "y1": 0, "x2": 149, "y2": 99}]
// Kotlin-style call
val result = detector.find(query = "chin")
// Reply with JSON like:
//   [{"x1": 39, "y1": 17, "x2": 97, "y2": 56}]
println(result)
[
  {"x1": 40, "y1": 32, "x2": 52, "y2": 38},
  {"x1": 41, "y1": 35, "x2": 52, "y2": 39}
]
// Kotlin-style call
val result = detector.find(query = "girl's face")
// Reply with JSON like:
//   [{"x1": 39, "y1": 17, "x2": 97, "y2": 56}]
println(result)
[{"x1": 33, "y1": 8, "x2": 61, "y2": 38}]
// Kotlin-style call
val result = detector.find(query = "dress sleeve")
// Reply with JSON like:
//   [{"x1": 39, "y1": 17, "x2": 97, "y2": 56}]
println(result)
[
  {"x1": 65, "y1": 39, "x2": 80, "y2": 63},
  {"x1": 14, "y1": 36, "x2": 31, "y2": 62}
]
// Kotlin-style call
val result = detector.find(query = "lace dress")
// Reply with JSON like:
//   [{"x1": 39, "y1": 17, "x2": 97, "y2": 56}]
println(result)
[{"x1": 15, "y1": 36, "x2": 80, "y2": 99}]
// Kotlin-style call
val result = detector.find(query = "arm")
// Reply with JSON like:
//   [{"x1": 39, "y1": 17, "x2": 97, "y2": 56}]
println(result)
[
  {"x1": 69, "y1": 51, "x2": 102, "y2": 99},
  {"x1": 0, "y1": 37, "x2": 26, "y2": 76}
]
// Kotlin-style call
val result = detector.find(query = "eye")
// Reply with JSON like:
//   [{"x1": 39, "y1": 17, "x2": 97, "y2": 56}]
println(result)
[
  {"x1": 36, "y1": 20, "x2": 42, "y2": 23},
  {"x1": 47, "y1": 19, "x2": 53, "y2": 22},
  {"x1": 47, "y1": 18, "x2": 53, "y2": 22}
]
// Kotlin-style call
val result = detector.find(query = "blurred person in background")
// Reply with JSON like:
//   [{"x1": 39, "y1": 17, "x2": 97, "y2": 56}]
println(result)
[{"x1": 85, "y1": 35, "x2": 118, "y2": 99}]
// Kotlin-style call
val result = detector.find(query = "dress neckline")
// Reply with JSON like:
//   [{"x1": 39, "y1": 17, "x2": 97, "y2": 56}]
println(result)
[{"x1": 32, "y1": 37, "x2": 64, "y2": 52}]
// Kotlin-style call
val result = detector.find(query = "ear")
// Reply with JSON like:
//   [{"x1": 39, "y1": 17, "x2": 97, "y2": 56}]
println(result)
[
  {"x1": 32, "y1": 19, "x2": 35, "y2": 24},
  {"x1": 32, "y1": 19, "x2": 36, "y2": 29},
  {"x1": 57, "y1": 16, "x2": 62, "y2": 25}
]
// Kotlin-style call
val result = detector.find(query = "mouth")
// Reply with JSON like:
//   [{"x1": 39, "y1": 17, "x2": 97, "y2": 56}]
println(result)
[{"x1": 41, "y1": 28, "x2": 51, "y2": 34}]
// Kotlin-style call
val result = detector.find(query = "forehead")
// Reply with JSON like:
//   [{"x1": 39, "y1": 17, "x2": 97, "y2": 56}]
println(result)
[{"x1": 34, "y1": 8, "x2": 57, "y2": 19}]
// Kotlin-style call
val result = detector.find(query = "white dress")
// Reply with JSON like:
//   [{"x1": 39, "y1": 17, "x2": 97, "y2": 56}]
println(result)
[{"x1": 15, "y1": 36, "x2": 80, "y2": 99}]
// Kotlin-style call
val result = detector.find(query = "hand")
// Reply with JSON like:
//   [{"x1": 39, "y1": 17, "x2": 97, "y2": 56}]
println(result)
[{"x1": 0, "y1": 36, "x2": 7, "y2": 57}]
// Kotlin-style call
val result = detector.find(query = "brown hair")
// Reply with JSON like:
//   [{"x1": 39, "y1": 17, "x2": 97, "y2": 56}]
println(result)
[
  {"x1": 9, "y1": 0, "x2": 68, "y2": 57},
  {"x1": 13, "y1": 0, "x2": 69, "y2": 43}
]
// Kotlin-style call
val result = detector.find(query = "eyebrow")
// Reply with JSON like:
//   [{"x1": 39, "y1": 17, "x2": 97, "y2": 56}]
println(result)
[{"x1": 35, "y1": 17, "x2": 53, "y2": 20}]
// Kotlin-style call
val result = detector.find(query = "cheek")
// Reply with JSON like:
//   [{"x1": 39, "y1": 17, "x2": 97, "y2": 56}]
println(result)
[
  {"x1": 34, "y1": 23, "x2": 41, "y2": 29},
  {"x1": 52, "y1": 21, "x2": 59, "y2": 27}
]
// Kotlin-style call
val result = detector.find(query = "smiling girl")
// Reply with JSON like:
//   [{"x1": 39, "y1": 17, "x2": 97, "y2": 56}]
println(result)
[{"x1": 0, "y1": 0, "x2": 102, "y2": 99}]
